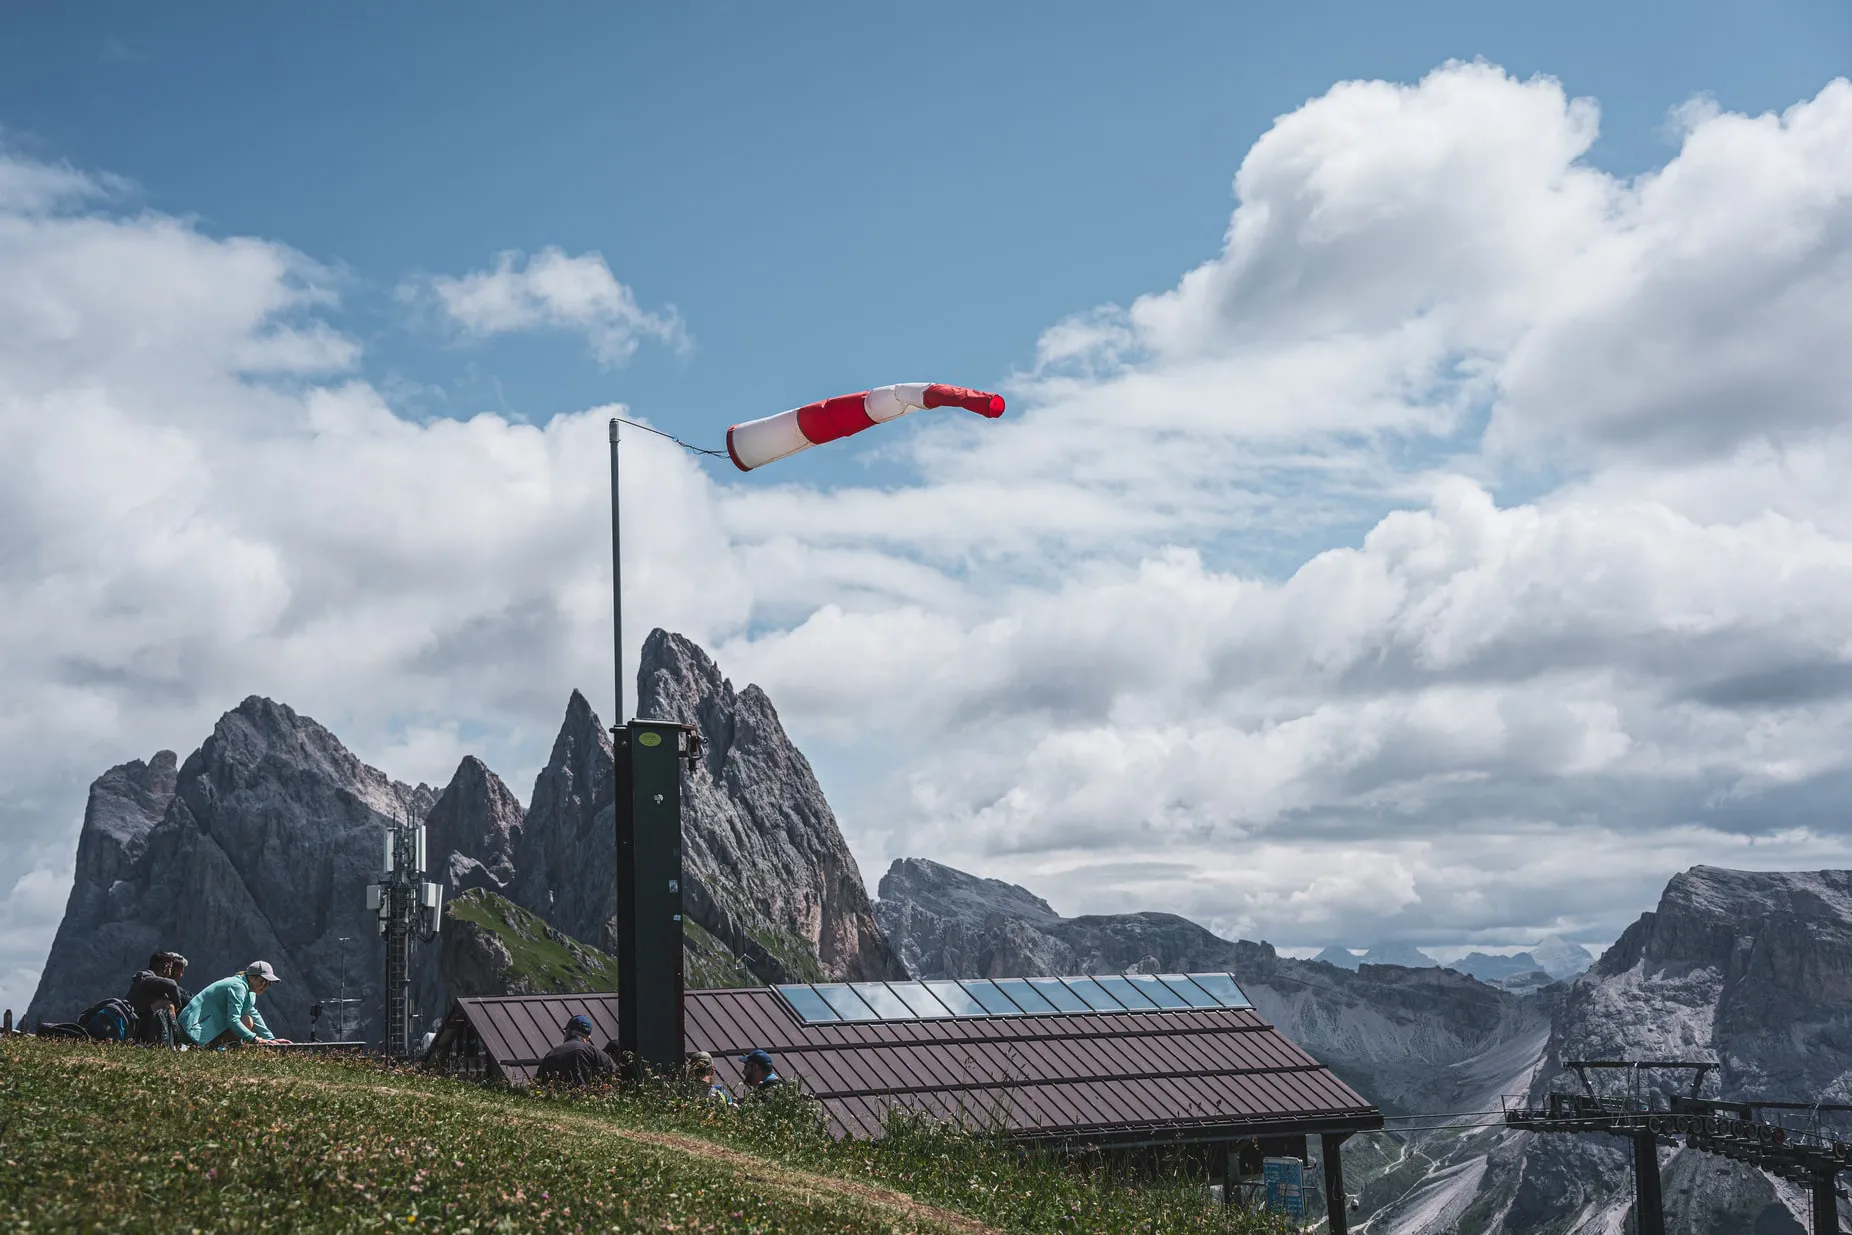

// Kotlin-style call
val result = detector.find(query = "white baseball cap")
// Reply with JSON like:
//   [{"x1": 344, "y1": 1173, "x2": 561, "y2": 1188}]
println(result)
[{"x1": 245, "y1": 961, "x2": 282, "y2": 983}]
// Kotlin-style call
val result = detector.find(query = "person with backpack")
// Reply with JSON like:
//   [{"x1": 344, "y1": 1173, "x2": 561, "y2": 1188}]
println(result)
[
  {"x1": 179, "y1": 961, "x2": 291, "y2": 1048},
  {"x1": 125, "y1": 951, "x2": 189, "y2": 1047}
]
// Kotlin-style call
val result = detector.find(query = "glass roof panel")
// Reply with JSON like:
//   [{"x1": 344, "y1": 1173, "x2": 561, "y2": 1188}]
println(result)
[
  {"x1": 924, "y1": 980, "x2": 989, "y2": 1017},
  {"x1": 1093, "y1": 975, "x2": 1160, "y2": 1010},
  {"x1": 776, "y1": 984, "x2": 841, "y2": 1023},
  {"x1": 887, "y1": 981, "x2": 954, "y2": 1018},
  {"x1": 1061, "y1": 976, "x2": 1127, "y2": 1012},
  {"x1": 1027, "y1": 977, "x2": 1091, "y2": 1013},
  {"x1": 1187, "y1": 973, "x2": 1253, "y2": 1009},
  {"x1": 992, "y1": 978, "x2": 1059, "y2": 1015},
  {"x1": 815, "y1": 983, "x2": 881, "y2": 1021},
  {"x1": 1156, "y1": 974, "x2": 1222, "y2": 1008},
  {"x1": 852, "y1": 983, "x2": 917, "y2": 1019},
  {"x1": 960, "y1": 979, "x2": 1024, "y2": 1015},
  {"x1": 1122, "y1": 973, "x2": 1190, "y2": 1009},
  {"x1": 777, "y1": 971, "x2": 1252, "y2": 1023}
]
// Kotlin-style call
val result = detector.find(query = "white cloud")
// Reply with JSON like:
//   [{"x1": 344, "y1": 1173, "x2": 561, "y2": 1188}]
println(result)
[
  {"x1": 412, "y1": 246, "x2": 688, "y2": 366},
  {"x1": 6, "y1": 61, "x2": 1852, "y2": 996}
]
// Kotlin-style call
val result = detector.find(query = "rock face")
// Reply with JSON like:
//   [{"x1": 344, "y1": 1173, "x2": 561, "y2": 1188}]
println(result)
[
  {"x1": 636, "y1": 629, "x2": 903, "y2": 983},
  {"x1": 26, "y1": 698, "x2": 431, "y2": 1044},
  {"x1": 414, "y1": 756, "x2": 529, "y2": 1027},
  {"x1": 509, "y1": 690, "x2": 615, "y2": 953},
  {"x1": 25, "y1": 752, "x2": 179, "y2": 1024},
  {"x1": 425, "y1": 757, "x2": 523, "y2": 898},
  {"x1": 503, "y1": 633, "x2": 903, "y2": 984}
]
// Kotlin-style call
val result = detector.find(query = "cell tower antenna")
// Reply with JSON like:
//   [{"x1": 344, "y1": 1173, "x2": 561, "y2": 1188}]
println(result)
[{"x1": 367, "y1": 809, "x2": 442, "y2": 1059}]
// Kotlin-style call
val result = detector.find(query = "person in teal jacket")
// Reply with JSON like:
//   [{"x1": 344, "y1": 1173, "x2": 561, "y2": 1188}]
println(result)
[{"x1": 179, "y1": 961, "x2": 291, "y2": 1048}]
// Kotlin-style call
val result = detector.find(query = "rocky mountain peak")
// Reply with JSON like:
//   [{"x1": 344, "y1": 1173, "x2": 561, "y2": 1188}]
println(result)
[
  {"x1": 27, "y1": 697, "x2": 425, "y2": 1042},
  {"x1": 1531, "y1": 933, "x2": 1594, "y2": 979},
  {"x1": 636, "y1": 628, "x2": 902, "y2": 982},
  {"x1": 423, "y1": 756, "x2": 523, "y2": 897},
  {"x1": 879, "y1": 858, "x2": 1060, "y2": 924},
  {"x1": 509, "y1": 689, "x2": 616, "y2": 951}
]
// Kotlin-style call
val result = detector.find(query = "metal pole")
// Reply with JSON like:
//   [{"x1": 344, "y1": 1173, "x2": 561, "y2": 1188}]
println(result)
[
  {"x1": 1631, "y1": 1132, "x2": 1665, "y2": 1235},
  {"x1": 609, "y1": 417, "x2": 623, "y2": 727},
  {"x1": 1812, "y1": 1171, "x2": 1838, "y2": 1235},
  {"x1": 1322, "y1": 1133, "x2": 1352, "y2": 1235}
]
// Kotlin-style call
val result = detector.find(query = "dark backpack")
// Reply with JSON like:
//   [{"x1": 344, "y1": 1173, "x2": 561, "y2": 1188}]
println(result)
[
  {"x1": 77, "y1": 998, "x2": 138, "y2": 1042},
  {"x1": 34, "y1": 1022, "x2": 88, "y2": 1040}
]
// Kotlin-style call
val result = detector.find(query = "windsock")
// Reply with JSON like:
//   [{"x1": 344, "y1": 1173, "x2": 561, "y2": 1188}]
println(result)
[{"x1": 726, "y1": 383, "x2": 1005, "y2": 472}]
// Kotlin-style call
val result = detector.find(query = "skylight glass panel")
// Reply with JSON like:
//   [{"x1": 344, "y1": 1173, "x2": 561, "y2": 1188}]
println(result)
[
  {"x1": 776, "y1": 984, "x2": 841, "y2": 1023},
  {"x1": 1060, "y1": 976, "x2": 1127, "y2": 1012},
  {"x1": 1156, "y1": 974, "x2": 1222, "y2": 1008},
  {"x1": 1093, "y1": 975, "x2": 1160, "y2": 1010},
  {"x1": 887, "y1": 982, "x2": 954, "y2": 1018},
  {"x1": 924, "y1": 980, "x2": 989, "y2": 1017},
  {"x1": 852, "y1": 982, "x2": 917, "y2": 1019},
  {"x1": 1027, "y1": 977, "x2": 1091, "y2": 1013},
  {"x1": 815, "y1": 983, "x2": 881, "y2": 1021},
  {"x1": 1122, "y1": 973, "x2": 1190, "y2": 1009},
  {"x1": 777, "y1": 971, "x2": 1254, "y2": 1023},
  {"x1": 960, "y1": 979, "x2": 1024, "y2": 1015},
  {"x1": 992, "y1": 978, "x2": 1059, "y2": 1014},
  {"x1": 1187, "y1": 973, "x2": 1253, "y2": 1009}
]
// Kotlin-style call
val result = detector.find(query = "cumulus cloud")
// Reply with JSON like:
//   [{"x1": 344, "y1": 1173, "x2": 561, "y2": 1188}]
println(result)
[
  {"x1": 410, "y1": 246, "x2": 688, "y2": 365},
  {"x1": 6, "y1": 61, "x2": 1852, "y2": 999}
]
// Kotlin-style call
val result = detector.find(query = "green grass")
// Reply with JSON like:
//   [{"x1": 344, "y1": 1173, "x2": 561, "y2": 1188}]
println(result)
[{"x1": 0, "y1": 1037, "x2": 1296, "y2": 1234}]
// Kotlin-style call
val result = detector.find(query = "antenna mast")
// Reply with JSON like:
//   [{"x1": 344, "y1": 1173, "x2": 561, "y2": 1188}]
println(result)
[{"x1": 368, "y1": 814, "x2": 442, "y2": 1059}]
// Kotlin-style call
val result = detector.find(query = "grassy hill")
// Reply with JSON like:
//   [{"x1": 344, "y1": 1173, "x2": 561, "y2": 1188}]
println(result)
[
  {"x1": 1, "y1": 1037, "x2": 1295, "y2": 1233},
  {"x1": 445, "y1": 888, "x2": 757, "y2": 994}
]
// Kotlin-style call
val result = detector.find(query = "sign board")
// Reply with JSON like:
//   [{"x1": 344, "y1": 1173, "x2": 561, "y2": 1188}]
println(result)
[{"x1": 1263, "y1": 1156, "x2": 1305, "y2": 1217}]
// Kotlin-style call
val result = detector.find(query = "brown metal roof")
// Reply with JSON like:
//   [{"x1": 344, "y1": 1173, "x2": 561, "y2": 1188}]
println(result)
[{"x1": 441, "y1": 987, "x2": 1381, "y2": 1146}]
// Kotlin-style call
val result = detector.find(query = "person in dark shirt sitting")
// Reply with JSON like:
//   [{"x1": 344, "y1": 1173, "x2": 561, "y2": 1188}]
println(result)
[
  {"x1": 125, "y1": 951, "x2": 189, "y2": 1047},
  {"x1": 534, "y1": 1014, "x2": 615, "y2": 1087},
  {"x1": 739, "y1": 1048, "x2": 785, "y2": 1099}
]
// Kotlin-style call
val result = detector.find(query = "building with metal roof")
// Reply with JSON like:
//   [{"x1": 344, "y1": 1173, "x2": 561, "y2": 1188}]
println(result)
[{"x1": 427, "y1": 972, "x2": 1381, "y2": 1226}]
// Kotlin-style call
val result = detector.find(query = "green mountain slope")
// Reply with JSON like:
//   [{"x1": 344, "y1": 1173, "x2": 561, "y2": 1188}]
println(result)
[{"x1": 443, "y1": 887, "x2": 755, "y2": 997}]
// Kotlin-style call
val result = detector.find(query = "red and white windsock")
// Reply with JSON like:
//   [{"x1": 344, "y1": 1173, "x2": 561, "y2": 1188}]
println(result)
[{"x1": 726, "y1": 383, "x2": 1006, "y2": 472}]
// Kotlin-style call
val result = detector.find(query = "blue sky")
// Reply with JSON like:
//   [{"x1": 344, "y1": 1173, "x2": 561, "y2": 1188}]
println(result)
[
  {"x1": 5, "y1": 2, "x2": 1845, "y2": 494},
  {"x1": 6, "y1": 5, "x2": 1852, "y2": 1014}
]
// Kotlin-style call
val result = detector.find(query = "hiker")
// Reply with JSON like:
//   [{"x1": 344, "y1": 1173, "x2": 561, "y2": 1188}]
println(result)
[
  {"x1": 179, "y1": 961, "x2": 291, "y2": 1048},
  {"x1": 739, "y1": 1048, "x2": 785, "y2": 1098},
  {"x1": 534, "y1": 1014, "x2": 615, "y2": 1086},
  {"x1": 125, "y1": 951, "x2": 188, "y2": 1047},
  {"x1": 685, "y1": 1050, "x2": 732, "y2": 1104}
]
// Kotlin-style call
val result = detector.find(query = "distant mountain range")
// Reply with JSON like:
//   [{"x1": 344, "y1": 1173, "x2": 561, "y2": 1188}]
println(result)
[{"x1": 1311, "y1": 936, "x2": 1594, "y2": 990}]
